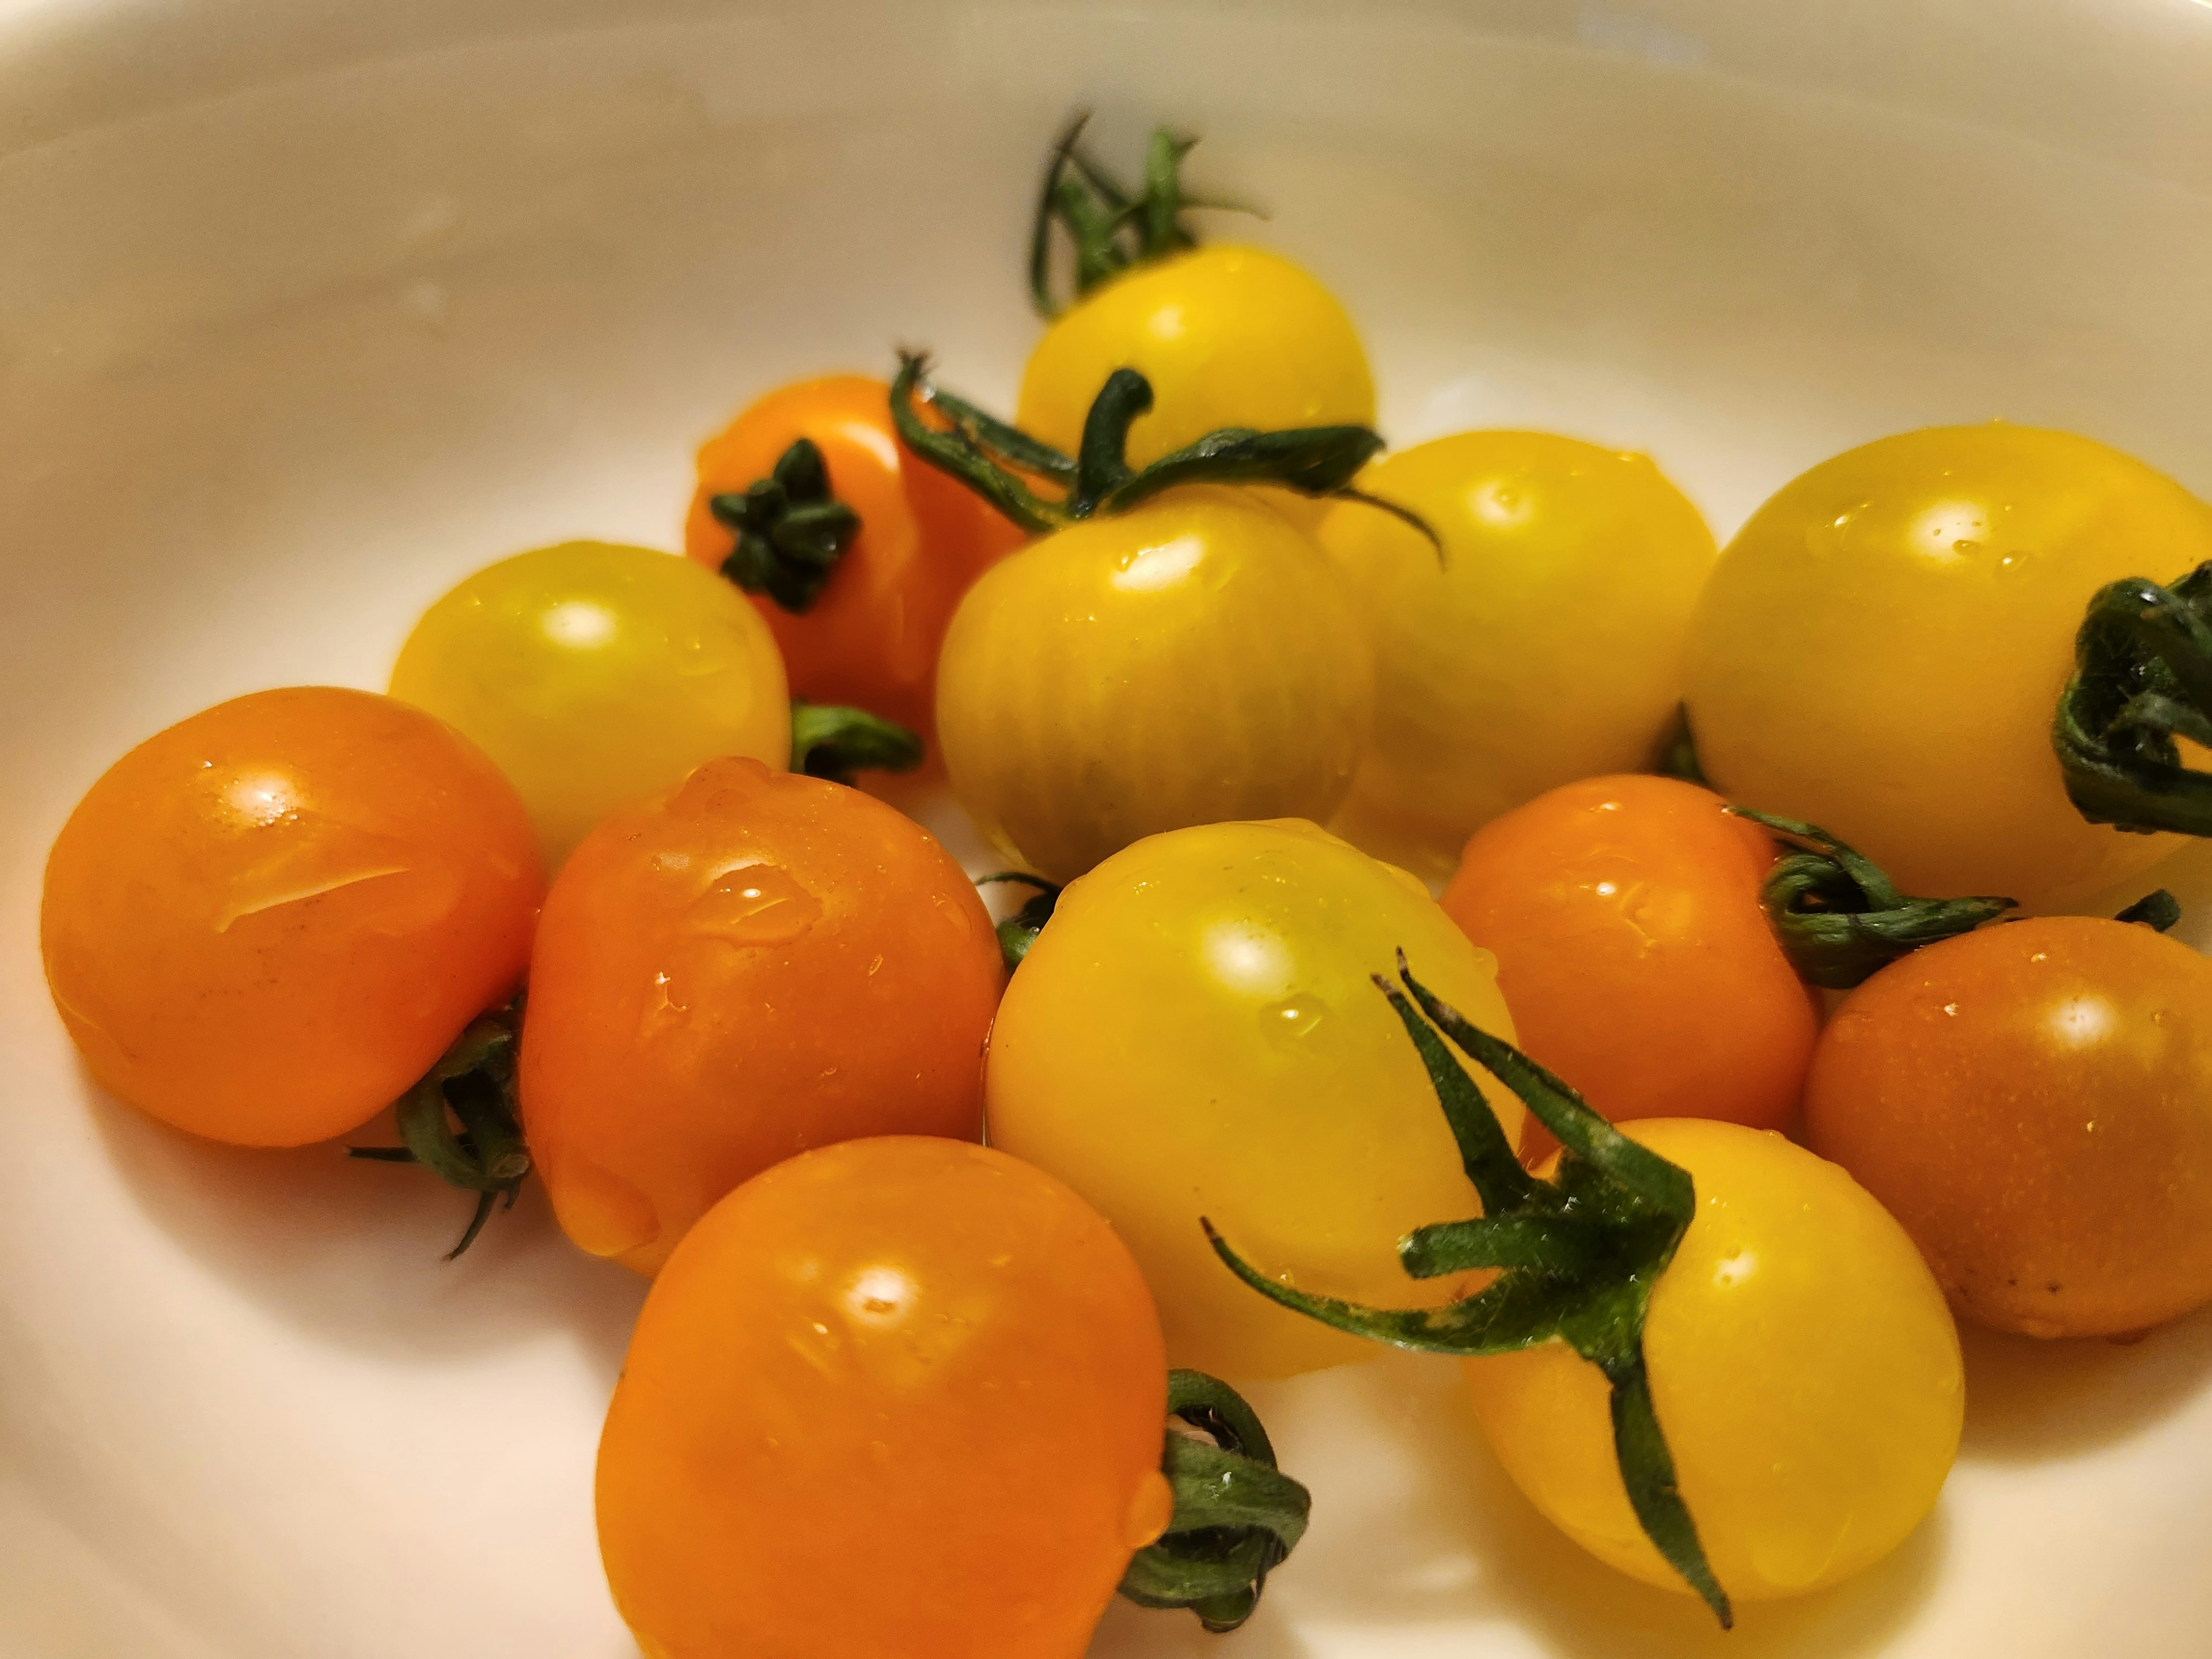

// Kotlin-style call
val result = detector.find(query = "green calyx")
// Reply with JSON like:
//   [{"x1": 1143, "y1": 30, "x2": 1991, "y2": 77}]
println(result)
[
  {"x1": 1028, "y1": 112, "x2": 1258, "y2": 319},
  {"x1": 2116, "y1": 888, "x2": 2183, "y2": 931},
  {"x1": 1204, "y1": 953, "x2": 1732, "y2": 1630},
  {"x1": 710, "y1": 437, "x2": 862, "y2": 613},
  {"x1": 976, "y1": 872, "x2": 1060, "y2": 974},
  {"x1": 347, "y1": 999, "x2": 528, "y2": 1259},
  {"x1": 1119, "y1": 1369, "x2": 1312, "y2": 1633},
  {"x1": 888, "y1": 353, "x2": 1434, "y2": 546},
  {"x1": 1730, "y1": 808, "x2": 2015, "y2": 990},
  {"x1": 2054, "y1": 563, "x2": 2212, "y2": 836},
  {"x1": 789, "y1": 700, "x2": 923, "y2": 785},
  {"x1": 1655, "y1": 703, "x2": 1707, "y2": 786}
]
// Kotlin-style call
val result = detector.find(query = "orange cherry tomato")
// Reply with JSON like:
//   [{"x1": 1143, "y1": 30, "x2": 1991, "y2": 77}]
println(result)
[
  {"x1": 520, "y1": 756, "x2": 1003, "y2": 1274},
  {"x1": 1805, "y1": 915, "x2": 2212, "y2": 1338},
  {"x1": 40, "y1": 687, "x2": 543, "y2": 1146},
  {"x1": 1440, "y1": 775, "x2": 1819, "y2": 1149},
  {"x1": 597, "y1": 1135, "x2": 1172, "y2": 1659},
  {"x1": 684, "y1": 374, "x2": 1025, "y2": 737}
]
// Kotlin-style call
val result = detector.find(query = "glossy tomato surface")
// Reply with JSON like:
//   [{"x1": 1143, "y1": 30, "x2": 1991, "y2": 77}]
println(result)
[
  {"x1": 521, "y1": 757, "x2": 1002, "y2": 1275},
  {"x1": 1467, "y1": 1119, "x2": 1961, "y2": 1603},
  {"x1": 390, "y1": 541, "x2": 789, "y2": 866},
  {"x1": 40, "y1": 687, "x2": 542, "y2": 1146},
  {"x1": 684, "y1": 374, "x2": 1023, "y2": 738},
  {"x1": 597, "y1": 1136, "x2": 1171, "y2": 1659},
  {"x1": 987, "y1": 818, "x2": 1522, "y2": 1378},
  {"x1": 1684, "y1": 425, "x2": 2212, "y2": 907},
  {"x1": 937, "y1": 486, "x2": 1373, "y2": 884},
  {"x1": 1441, "y1": 775, "x2": 1817, "y2": 1142},
  {"x1": 1320, "y1": 432, "x2": 1717, "y2": 878},
  {"x1": 1018, "y1": 245, "x2": 1373, "y2": 471},
  {"x1": 1805, "y1": 915, "x2": 2212, "y2": 1338}
]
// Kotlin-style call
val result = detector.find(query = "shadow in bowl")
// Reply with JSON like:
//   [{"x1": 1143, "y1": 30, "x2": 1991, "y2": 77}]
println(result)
[
  {"x1": 1956, "y1": 1305, "x2": 2212, "y2": 1464},
  {"x1": 84, "y1": 1066, "x2": 643, "y2": 1383}
]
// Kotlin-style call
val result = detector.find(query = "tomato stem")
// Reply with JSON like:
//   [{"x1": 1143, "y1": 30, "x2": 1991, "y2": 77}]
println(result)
[
  {"x1": 1027, "y1": 113, "x2": 1261, "y2": 319},
  {"x1": 709, "y1": 437, "x2": 863, "y2": 613},
  {"x1": 1203, "y1": 953, "x2": 1733, "y2": 1628},
  {"x1": 888, "y1": 354, "x2": 1436, "y2": 547},
  {"x1": 1118, "y1": 1369, "x2": 1312, "y2": 1633},
  {"x1": 346, "y1": 998, "x2": 530, "y2": 1259},
  {"x1": 2055, "y1": 563, "x2": 2212, "y2": 836},
  {"x1": 2116, "y1": 888, "x2": 2183, "y2": 931},
  {"x1": 1730, "y1": 808, "x2": 2015, "y2": 989},
  {"x1": 975, "y1": 872, "x2": 1060, "y2": 972},
  {"x1": 789, "y1": 701, "x2": 923, "y2": 785}
]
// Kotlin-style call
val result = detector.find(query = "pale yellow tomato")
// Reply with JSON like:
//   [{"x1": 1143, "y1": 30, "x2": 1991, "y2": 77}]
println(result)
[
  {"x1": 936, "y1": 487, "x2": 1373, "y2": 884},
  {"x1": 1467, "y1": 1119, "x2": 1961, "y2": 1603},
  {"x1": 1684, "y1": 425, "x2": 2212, "y2": 908},
  {"x1": 1018, "y1": 245, "x2": 1373, "y2": 471},
  {"x1": 390, "y1": 541, "x2": 789, "y2": 866},
  {"x1": 1317, "y1": 432, "x2": 1718, "y2": 879},
  {"x1": 986, "y1": 819, "x2": 1523, "y2": 1380}
]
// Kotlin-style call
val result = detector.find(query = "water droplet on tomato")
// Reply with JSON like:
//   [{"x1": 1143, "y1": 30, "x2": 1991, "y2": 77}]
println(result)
[
  {"x1": 683, "y1": 863, "x2": 821, "y2": 946},
  {"x1": 1123, "y1": 1469, "x2": 1176, "y2": 1550},
  {"x1": 1259, "y1": 996, "x2": 1328, "y2": 1043}
]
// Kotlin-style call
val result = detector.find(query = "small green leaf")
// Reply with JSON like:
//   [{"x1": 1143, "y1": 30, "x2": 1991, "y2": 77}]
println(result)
[
  {"x1": 2054, "y1": 563, "x2": 2212, "y2": 837},
  {"x1": 976, "y1": 872, "x2": 1059, "y2": 974},
  {"x1": 789, "y1": 701, "x2": 924, "y2": 786},
  {"x1": 2117, "y1": 888, "x2": 2184, "y2": 931}
]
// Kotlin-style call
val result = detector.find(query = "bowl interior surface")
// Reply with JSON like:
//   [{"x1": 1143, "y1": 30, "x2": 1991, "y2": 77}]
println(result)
[{"x1": 6, "y1": 2, "x2": 2212, "y2": 1656}]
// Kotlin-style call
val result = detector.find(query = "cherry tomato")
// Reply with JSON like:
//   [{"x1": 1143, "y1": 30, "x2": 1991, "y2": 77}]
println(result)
[
  {"x1": 1684, "y1": 426, "x2": 2212, "y2": 908},
  {"x1": 389, "y1": 541, "x2": 789, "y2": 866},
  {"x1": 683, "y1": 375, "x2": 1024, "y2": 738},
  {"x1": 1018, "y1": 245, "x2": 1373, "y2": 472},
  {"x1": 937, "y1": 486, "x2": 1373, "y2": 884},
  {"x1": 520, "y1": 756, "x2": 1002, "y2": 1275},
  {"x1": 1467, "y1": 1119, "x2": 1960, "y2": 1601},
  {"x1": 1441, "y1": 775, "x2": 1817, "y2": 1143},
  {"x1": 598, "y1": 1135, "x2": 1171, "y2": 1659},
  {"x1": 1804, "y1": 915, "x2": 2212, "y2": 1338},
  {"x1": 1317, "y1": 431, "x2": 1718, "y2": 878},
  {"x1": 986, "y1": 819, "x2": 1523, "y2": 1379},
  {"x1": 41, "y1": 687, "x2": 542, "y2": 1146}
]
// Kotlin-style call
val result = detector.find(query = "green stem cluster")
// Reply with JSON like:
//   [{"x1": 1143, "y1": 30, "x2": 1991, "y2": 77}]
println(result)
[
  {"x1": 2055, "y1": 563, "x2": 2212, "y2": 836},
  {"x1": 976, "y1": 872, "x2": 1060, "y2": 973},
  {"x1": 348, "y1": 1000, "x2": 528, "y2": 1258},
  {"x1": 1205, "y1": 955, "x2": 1733, "y2": 1628},
  {"x1": 789, "y1": 700, "x2": 923, "y2": 785},
  {"x1": 1730, "y1": 809, "x2": 2016, "y2": 990},
  {"x1": 710, "y1": 437, "x2": 862, "y2": 614},
  {"x1": 1119, "y1": 1370, "x2": 1311, "y2": 1632}
]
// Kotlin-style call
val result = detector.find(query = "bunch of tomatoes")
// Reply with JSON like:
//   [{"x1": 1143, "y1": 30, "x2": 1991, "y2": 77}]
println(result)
[{"x1": 37, "y1": 116, "x2": 2212, "y2": 1653}]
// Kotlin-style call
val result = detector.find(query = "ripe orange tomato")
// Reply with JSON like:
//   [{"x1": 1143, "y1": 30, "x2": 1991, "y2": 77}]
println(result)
[
  {"x1": 1805, "y1": 915, "x2": 2212, "y2": 1338},
  {"x1": 520, "y1": 756, "x2": 1003, "y2": 1274},
  {"x1": 684, "y1": 375, "x2": 1025, "y2": 738},
  {"x1": 40, "y1": 687, "x2": 542, "y2": 1146},
  {"x1": 597, "y1": 1135, "x2": 1172, "y2": 1659},
  {"x1": 1440, "y1": 775, "x2": 1818, "y2": 1146}
]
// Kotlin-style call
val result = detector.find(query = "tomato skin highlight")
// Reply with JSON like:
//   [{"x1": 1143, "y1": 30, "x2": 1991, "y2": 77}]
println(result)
[
  {"x1": 1018, "y1": 245, "x2": 1374, "y2": 471},
  {"x1": 1467, "y1": 1119, "x2": 1961, "y2": 1602},
  {"x1": 390, "y1": 541, "x2": 789, "y2": 868},
  {"x1": 986, "y1": 818, "x2": 1522, "y2": 1380},
  {"x1": 684, "y1": 375, "x2": 1024, "y2": 738},
  {"x1": 520, "y1": 756, "x2": 1002, "y2": 1275},
  {"x1": 1319, "y1": 432, "x2": 1718, "y2": 878},
  {"x1": 40, "y1": 687, "x2": 543, "y2": 1147},
  {"x1": 1684, "y1": 425, "x2": 2211, "y2": 908},
  {"x1": 1441, "y1": 775, "x2": 1817, "y2": 1143},
  {"x1": 596, "y1": 1136, "x2": 1170, "y2": 1659},
  {"x1": 937, "y1": 486, "x2": 1374, "y2": 884},
  {"x1": 1805, "y1": 915, "x2": 2212, "y2": 1338}
]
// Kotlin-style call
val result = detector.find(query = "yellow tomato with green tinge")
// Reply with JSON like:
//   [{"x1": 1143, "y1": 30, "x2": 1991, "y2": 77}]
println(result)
[
  {"x1": 1467, "y1": 1119, "x2": 1961, "y2": 1603},
  {"x1": 1685, "y1": 426, "x2": 2212, "y2": 908},
  {"x1": 936, "y1": 487, "x2": 1373, "y2": 884},
  {"x1": 986, "y1": 818, "x2": 1523, "y2": 1380},
  {"x1": 1018, "y1": 246, "x2": 1373, "y2": 471},
  {"x1": 391, "y1": 541, "x2": 789, "y2": 866},
  {"x1": 1317, "y1": 432, "x2": 1718, "y2": 880}
]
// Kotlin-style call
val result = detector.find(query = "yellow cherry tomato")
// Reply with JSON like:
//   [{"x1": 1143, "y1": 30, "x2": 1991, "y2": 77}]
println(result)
[
  {"x1": 1467, "y1": 1119, "x2": 1960, "y2": 1603},
  {"x1": 390, "y1": 541, "x2": 789, "y2": 866},
  {"x1": 986, "y1": 819, "x2": 1523, "y2": 1380},
  {"x1": 1684, "y1": 426, "x2": 2212, "y2": 908},
  {"x1": 937, "y1": 487, "x2": 1373, "y2": 884},
  {"x1": 1316, "y1": 431, "x2": 1718, "y2": 879},
  {"x1": 1018, "y1": 246, "x2": 1373, "y2": 471}
]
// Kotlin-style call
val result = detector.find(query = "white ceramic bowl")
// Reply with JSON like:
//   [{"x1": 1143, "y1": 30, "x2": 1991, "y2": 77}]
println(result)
[{"x1": 7, "y1": 2, "x2": 2212, "y2": 1654}]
